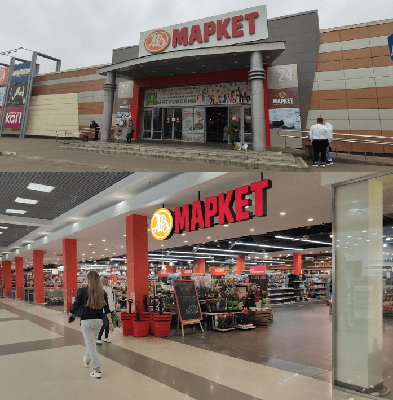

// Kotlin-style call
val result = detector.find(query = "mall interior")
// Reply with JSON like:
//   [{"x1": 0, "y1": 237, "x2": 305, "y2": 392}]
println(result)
[{"x1": 0, "y1": 171, "x2": 393, "y2": 399}]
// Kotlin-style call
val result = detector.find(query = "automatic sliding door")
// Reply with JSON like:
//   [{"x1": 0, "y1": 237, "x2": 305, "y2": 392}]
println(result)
[{"x1": 142, "y1": 109, "x2": 152, "y2": 139}]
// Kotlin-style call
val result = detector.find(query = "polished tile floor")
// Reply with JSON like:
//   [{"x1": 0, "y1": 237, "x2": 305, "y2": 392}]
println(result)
[{"x1": 0, "y1": 298, "x2": 375, "y2": 400}]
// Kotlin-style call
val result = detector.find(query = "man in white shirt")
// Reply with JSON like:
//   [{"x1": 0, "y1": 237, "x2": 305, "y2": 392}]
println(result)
[
  {"x1": 309, "y1": 118, "x2": 332, "y2": 167},
  {"x1": 323, "y1": 120, "x2": 333, "y2": 164}
]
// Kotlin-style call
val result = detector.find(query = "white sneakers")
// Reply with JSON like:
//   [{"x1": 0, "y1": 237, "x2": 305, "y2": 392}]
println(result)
[
  {"x1": 90, "y1": 371, "x2": 102, "y2": 379},
  {"x1": 96, "y1": 340, "x2": 102, "y2": 345},
  {"x1": 96, "y1": 338, "x2": 110, "y2": 344},
  {"x1": 104, "y1": 338, "x2": 111, "y2": 343}
]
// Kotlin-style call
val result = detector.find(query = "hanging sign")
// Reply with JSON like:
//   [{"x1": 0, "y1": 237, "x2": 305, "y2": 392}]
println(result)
[
  {"x1": 139, "y1": 6, "x2": 267, "y2": 57},
  {"x1": 249, "y1": 265, "x2": 266, "y2": 275},
  {"x1": 210, "y1": 267, "x2": 226, "y2": 276},
  {"x1": 151, "y1": 178, "x2": 271, "y2": 240}
]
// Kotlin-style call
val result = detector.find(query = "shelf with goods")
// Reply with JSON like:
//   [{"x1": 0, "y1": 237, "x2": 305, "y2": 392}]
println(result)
[
  {"x1": 267, "y1": 272, "x2": 289, "y2": 289},
  {"x1": 305, "y1": 274, "x2": 330, "y2": 300},
  {"x1": 383, "y1": 269, "x2": 393, "y2": 317},
  {"x1": 288, "y1": 274, "x2": 306, "y2": 302},
  {"x1": 267, "y1": 288, "x2": 295, "y2": 304}
]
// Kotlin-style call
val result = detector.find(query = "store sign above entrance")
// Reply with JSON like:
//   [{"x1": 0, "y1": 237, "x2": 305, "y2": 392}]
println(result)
[
  {"x1": 139, "y1": 5, "x2": 268, "y2": 57},
  {"x1": 150, "y1": 178, "x2": 271, "y2": 241}
]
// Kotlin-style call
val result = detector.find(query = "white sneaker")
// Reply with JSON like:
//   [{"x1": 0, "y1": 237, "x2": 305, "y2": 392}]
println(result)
[
  {"x1": 104, "y1": 338, "x2": 111, "y2": 343},
  {"x1": 96, "y1": 340, "x2": 102, "y2": 345},
  {"x1": 90, "y1": 371, "x2": 101, "y2": 379},
  {"x1": 83, "y1": 356, "x2": 90, "y2": 368}
]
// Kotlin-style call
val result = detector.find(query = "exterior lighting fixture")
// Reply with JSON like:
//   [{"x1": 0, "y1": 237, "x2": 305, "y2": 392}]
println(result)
[
  {"x1": 15, "y1": 197, "x2": 38, "y2": 205},
  {"x1": 6, "y1": 209, "x2": 27, "y2": 214},
  {"x1": 27, "y1": 183, "x2": 55, "y2": 192}
]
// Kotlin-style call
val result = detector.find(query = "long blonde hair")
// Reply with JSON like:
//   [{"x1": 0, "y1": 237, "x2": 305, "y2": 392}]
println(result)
[{"x1": 86, "y1": 271, "x2": 106, "y2": 309}]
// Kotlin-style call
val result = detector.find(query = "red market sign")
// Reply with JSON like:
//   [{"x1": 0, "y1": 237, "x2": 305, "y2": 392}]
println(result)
[
  {"x1": 210, "y1": 267, "x2": 226, "y2": 276},
  {"x1": 139, "y1": 6, "x2": 268, "y2": 57},
  {"x1": 151, "y1": 178, "x2": 271, "y2": 240},
  {"x1": 181, "y1": 269, "x2": 193, "y2": 277}
]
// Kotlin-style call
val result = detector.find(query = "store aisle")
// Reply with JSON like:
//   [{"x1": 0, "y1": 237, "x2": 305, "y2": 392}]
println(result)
[{"x1": 0, "y1": 298, "x2": 369, "y2": 400}]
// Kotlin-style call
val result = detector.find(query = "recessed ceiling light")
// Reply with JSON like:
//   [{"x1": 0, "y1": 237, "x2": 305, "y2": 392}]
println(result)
[
  {"x1": 6, "y1": 209, "x2": 27, "y2": 214},
  {"x1": 0, "y1": 226, "x2": 8, "y2": 229},
  {"x1": 89, "y1": 243, "x2": 92, "y2": 246},
  {"x1": 184, "y1": 241, "x2": 188, "y2": 243},
  {"x1": 182, "y1": 233, "x2": 186, "y2": 236},
  {"x1": 102, "y1": 239, "x2": 106, "y2": 242},
  {"x1": 308, "y1": 218, "x2": 313, "y2": 222},
  {"x1": 123, "y1": 235, "x2": 126, "y2": 237},
  {"x1": 224, "y1": 224, "x2": 228, "y2": 227},
  {"x1": 15, "y1": 197, "x2": 38, "y2": 205},
  {"x1": 27, "y1": 183, "x2": 55, "y2": 192},
  {"x1": 280, "y1": 212, "x2": 286, "y2": 216},
  {"x1": 207, "y1": 236, "x2": 211, "y2": 239},
  {"x1": 161, "y1": 245, "x2": 164, "y2": 247},
  {"x1": 92, "y1": 252, "x2": 95, "y2": 254},
  {"x1": 105, "y1": 249, "x2": 108, "y2": 251},
  {"x1": 82, "y1": 253, "x2": 85, "y2": 256},
  {"x1": 250, "y1": 228, "x2": 255, "y2": 232},
  {"x1": 120, "y1": 246, "x2": 124, "y2": 248}
]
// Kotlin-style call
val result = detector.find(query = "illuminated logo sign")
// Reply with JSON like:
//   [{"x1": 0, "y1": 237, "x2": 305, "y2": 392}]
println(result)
[
  {"x1": 151, "y1": 178, "x2": 271, "y2": 240},
  {"x1": 151, "y1": 208, "x2": 174, "y2": 240},
  {"x1": 144, "y1": 30, "x2": 171, "y2": 53}
]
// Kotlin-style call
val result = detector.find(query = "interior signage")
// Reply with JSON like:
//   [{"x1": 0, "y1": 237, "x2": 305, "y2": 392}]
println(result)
[
  {"x1": 151, "y1": 178, "x2": 271, "y2": 240},
  {"x1": 210, "y1": 267, "x2": 226, "y2": 276},
  {"x1": 139, "y1": 6, "x2": 267, "y2": 57}
]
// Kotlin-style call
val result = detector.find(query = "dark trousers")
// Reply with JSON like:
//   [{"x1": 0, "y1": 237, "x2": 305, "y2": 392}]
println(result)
[
  {"x1": 94, "y1": 131, "x2": 99, "y2": 141},
  {"x1": 312, "y1": 139, "x2": 329, "y2": 163},
  {"x1": 126, "y1": 135, "x2": 132, "y2": 143},
  {"x1": 98, "y1": 315, "x2": 109, "y2": 340}
]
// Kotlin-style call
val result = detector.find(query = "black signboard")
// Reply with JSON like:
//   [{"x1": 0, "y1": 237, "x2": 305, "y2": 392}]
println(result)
[
  {"x1": 173, "y1": 279, "x2": 202, "y2": 322},
  {"x1": 7, "y1": 83, "x2": 27, "y2": 107}
]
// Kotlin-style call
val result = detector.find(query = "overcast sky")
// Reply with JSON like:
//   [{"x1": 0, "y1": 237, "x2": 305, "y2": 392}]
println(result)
[{"x1": 1, "y1": 0, "x2": 392, "y2": 73}]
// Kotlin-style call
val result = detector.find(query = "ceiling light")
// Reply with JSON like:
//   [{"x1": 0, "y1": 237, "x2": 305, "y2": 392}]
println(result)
[
  {"x1": 0, "y1": 226, "x2": 8, "y2": 229},
  {"x1": 182, "y1": 233, "x2": 186, "y2": 236},
  {"x1": 27, "y1": 183, "x2": 55, "y2": 192},
  {"x1": 250, "y1": 228, "x2": 255, "y2": 232},
  {"x1": 123, "y1": 235, "x2": 126, "y2": 237},
  {"x1": 184, "y1": 241, "x2": 188, "y2": 243},
  {"x1": 308, "y1": 218, "x2": 313, "y2": 222},
  {"x1": 161, "y1": 245, "x2": 164, "y2": 247},
  {"x1": 383, "y1": 244, "x2": 387, "y2": 247},
  {"x1": 120, "y1": 246, "x2": 124, "y2": 248},
  {"x1": 102, "y1": 239, "x2": 106, "y2": 242},
  {"x1": 92, "y1": 252, "x2": 95, "y2": 254},
  {"x1": 6, "y1": 209, "x2": 27, "y2": 214},
  {"x1": 207, "y1": 236, "x2": 211, "y2": 239},
  {"x1": 15, "y1": 197, "x2": 38, "y2": 205},
  {"x1": 224, "y1": 224, "x2": 228, "y2": 227},
  {"x1": 280, "y1": 212, "x2": 286, "y2": 216}
]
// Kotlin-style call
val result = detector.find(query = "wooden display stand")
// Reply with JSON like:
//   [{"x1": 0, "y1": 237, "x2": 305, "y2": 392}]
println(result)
[{"x1": 253, "y1": 308, "x2": 273, "y2": 328}]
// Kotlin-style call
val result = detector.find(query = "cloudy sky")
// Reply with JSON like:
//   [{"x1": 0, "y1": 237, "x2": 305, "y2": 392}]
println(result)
[{"x1": 1, "y1": 0, "x2": 392, "y2": 73}]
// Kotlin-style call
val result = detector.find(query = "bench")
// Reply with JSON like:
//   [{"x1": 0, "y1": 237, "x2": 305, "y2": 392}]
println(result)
[{"x1": 78, "y1": 127, "x2": 98, "y2": 142}]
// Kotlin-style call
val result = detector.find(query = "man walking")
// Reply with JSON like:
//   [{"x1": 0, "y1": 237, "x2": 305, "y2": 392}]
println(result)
[
  {"x1": 323, "y1": 119, "x2": 333, "y2": 164},
  {"x1": 309, "y1": 117, "x2": 332, "y2": 167}
]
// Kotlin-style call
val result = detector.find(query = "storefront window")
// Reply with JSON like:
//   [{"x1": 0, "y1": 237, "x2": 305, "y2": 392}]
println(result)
[
  {"x1": 244, "y1": 107, "x2": 252, "y2": 143},
  {"x1": 333, "y1": 174, "x2": 393, "y2": 396},
  {"x1": 143, "y1": 109, "x2": 152, "y2": 139},
  {"x1": 152, "y1": 109, "x2": 163, "y2": 140}
]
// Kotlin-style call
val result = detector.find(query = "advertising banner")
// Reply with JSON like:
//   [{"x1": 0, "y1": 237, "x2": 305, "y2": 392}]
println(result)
[
  {"x1": 0, "y1": 87, "x2": 6, "y2": 107},
  {"x1": 116, "y1": 98, "x2": 132, "y2": 113},
  {"x1": 210, "y1": 267, "x2": 226, "y2": 276},
  {"x1": 0, "y1": 67, "x2": 9, "y2": 86},
  {"x1": 144, "y1": 81, "x2": 251, "y2": 107},
  {"x1": 267, "y1": 64, "x2": 301, "y2": 130},
  {"x1": 7, "y1": 83, "x2": 27, "y2": 107},
  {"x1": 249, "y1": 265, "x2": 266, "y2": 275},
  {"x1": 139, "y1": 6, "x2": 268, "y2": 57},
  {"x1": 4, "y1": 107, "x2": 23, "y2": 129},
  {"x1": 11, "y1": 62, "x2": 31, "y2": 84}
]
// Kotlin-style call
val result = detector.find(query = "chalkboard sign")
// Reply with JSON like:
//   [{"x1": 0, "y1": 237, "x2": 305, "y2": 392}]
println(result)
[{"x1": 173, "y1": 279, "x2": 202, "y2": 322}]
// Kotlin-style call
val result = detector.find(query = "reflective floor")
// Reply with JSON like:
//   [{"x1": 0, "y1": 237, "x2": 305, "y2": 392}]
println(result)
[{"x1": 0, "y1": 298, "x2": 372, "y2": 400}]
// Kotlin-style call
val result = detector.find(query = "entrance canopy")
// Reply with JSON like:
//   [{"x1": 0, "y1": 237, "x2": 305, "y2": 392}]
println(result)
[{"x1": 98, "y1": 42, "x2": 285, "y2": 80}]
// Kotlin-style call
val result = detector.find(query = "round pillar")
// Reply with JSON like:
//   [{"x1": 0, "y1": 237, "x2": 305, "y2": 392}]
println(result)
[
  {"x1": 101, "y1": 71, "x2": 117, "y2": 142},
  {"x1": 249, "y1": 51, "x2": 266, "y2": 152}
]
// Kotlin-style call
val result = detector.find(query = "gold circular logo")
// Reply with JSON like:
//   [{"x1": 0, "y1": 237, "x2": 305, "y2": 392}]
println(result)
[
  {"x1": 151, "y1": 208, "x2": 173, "y2": 240},
  {"x1": 278, "y1": 91, "x2": 286, "y2": 99},
  {"x1": 144, "y1": 30, "x2": 171, "y2": 53}
]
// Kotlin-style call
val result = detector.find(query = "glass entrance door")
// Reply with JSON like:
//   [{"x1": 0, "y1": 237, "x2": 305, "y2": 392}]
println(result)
[
  {"x1": 163, "y1": 108, "x2": 182, "y2": 140},
  {"x1": 206, "y1": 107, "x2": 228, "y2": 142},
  {"x1": 244, "y1": 107, "x2": 252, "y2": 143}
]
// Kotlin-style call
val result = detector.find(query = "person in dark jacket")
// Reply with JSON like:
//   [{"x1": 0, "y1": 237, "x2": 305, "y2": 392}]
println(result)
[
  {"x1": 229, "y1": 115, "x2": 240, "y2": 150},
  {"x1": 69, "y1": 270, "x2": 113, "y2": 379},
  {"x1": 90, "y1": 120, "x2": 100, "y2": 141},
  {"x1": 126, "y1": 116, "x2": 134, "y2": 144}
]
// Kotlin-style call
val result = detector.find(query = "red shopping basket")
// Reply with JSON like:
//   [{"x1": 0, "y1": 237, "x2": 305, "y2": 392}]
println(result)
[
  {"x1": 151, "y1": 320, "x2": 171, "y2": 337},
  {"x1": 133, "y1": 319, "x2": 150, "y2": 337},
  {"x1": 121, "y1": 313, "x2": 138, "y2": 335}
]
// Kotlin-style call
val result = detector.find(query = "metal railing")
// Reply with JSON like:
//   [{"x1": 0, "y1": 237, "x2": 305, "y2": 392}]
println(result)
[{"x1": 302, "y1": 131, "x2": 393, "y2": 161}]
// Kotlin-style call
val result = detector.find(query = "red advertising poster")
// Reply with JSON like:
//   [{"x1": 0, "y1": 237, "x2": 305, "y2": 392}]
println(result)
[
  {"x1": 4, "y1": 107, "x2": 23, "y2": 129},
  {"x1": 249, "y1": 265, "x2": 266, "y2": 275},
  {"x1": 0, "y1": 67, "x2": 9, "y2": 87},
  {"x1": 210, "y1": 267, "x2": 226, "y2": 276},
  {"x1": 181, "y1": 269, "x2": 193, "y2": 277},
  {"x1": 268, "y1": 87, "x2": 299, "y2": 109}
]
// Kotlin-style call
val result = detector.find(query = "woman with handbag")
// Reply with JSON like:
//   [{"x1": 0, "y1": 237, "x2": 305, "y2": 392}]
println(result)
[
  {"x1": 69, "y1": 271, "x2": 113, "y2": 379},
  {"x1": 96, "y1": 276, "x2": 115, "y2": 344},
  {"x1": 126, "y1": 116, "x2": 135, "y2": 144}
]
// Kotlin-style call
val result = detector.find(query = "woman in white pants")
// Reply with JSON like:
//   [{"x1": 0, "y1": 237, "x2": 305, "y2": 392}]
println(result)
[{"x1": 69, "y1": 271, "x2": 113, "y2": 378}]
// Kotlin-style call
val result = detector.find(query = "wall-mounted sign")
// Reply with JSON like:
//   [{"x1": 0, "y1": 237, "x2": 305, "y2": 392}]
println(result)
[
  {"x1": 210, "y1": 267, "x2": 226, "y2": 276},
  {"x1": 11, "y1": 62, "x2": 31, "y2": 84},
  {"x1": 139, "y1": 6, "x2": 267, "y2": 57},
  {"x1": 151, "y1": 178, "x2": 271, "y2": 240},
  {"x1": 0, "y1": 87, "x2": 6, "y2": 107},
  {"x1": 4, "y1": 107, "x2": 23, "y2": 129},
  {"x1": 7, "y1": 83, "x2": 27, "y2": 107},
  {"x1": 0, "y1": 67, "x2": 9, "y2": 86}
]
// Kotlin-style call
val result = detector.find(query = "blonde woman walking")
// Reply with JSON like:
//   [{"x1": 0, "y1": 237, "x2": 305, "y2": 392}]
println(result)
[{"x1": 69, "y1": 271, "x2": 113, "y2": 378}]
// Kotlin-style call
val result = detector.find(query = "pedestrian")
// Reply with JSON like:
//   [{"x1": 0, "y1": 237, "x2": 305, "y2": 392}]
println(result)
[
  {"x1": 90, "y1": 120, "x2": 100, "y2": 141},
  {"x1": 68, "y1": 270, "x2": 113, "y2": 379},
  {"x1": 126, "y1": 115, "x2": 135, "y2": 144},
  {"x1": 323, "y1": 119, "x2": 333, "y2": 164},
  {"x1": 309, "y1": 117, "x2": 332, "y2": 167},
  {"x1": 96, "y1": 276, "x2": 115, "y2": 344},
  {"x1": 229, "y1": 115, "x2": 240, "y2": 150}
]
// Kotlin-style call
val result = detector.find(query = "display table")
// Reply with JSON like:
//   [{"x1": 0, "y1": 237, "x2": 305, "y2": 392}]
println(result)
[{"x1": 202, "y1": 311, "x2": 242, "y2": 330}]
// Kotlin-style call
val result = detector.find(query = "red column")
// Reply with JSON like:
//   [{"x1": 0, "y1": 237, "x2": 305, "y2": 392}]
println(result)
[
  {"x1": 3, "y1": 261, "x2": 12, "y2": 297},
  {"x1": 15, "y1": 257, "x2": 24, "y2": 300},
  {"x1": 33, "y1": 250, "x2": 45, "y2": 304},
  {"x1": 126, "y1": 214, "x2": 149, "y2": 317},
  {"x1": 195, "y1": 258, "x2": 205, "y2": 274},
  {"x1": 293, "y1": 253, "x2": 302, "y2": 275},
  {"x1": 63, "y1": 239, "x2": 78, "y2": 312},
  {"x1": 236, "y1": 254, "x2": 245, "y2": 275}
]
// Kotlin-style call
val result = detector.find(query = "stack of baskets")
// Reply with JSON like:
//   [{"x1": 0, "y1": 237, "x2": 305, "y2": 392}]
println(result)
[
  {"x1": 121, "y1": 312, "x2": 138, "y2": 336},
  {"x1": 151, "y1": 312, "x2": 172, "y2": 338}
]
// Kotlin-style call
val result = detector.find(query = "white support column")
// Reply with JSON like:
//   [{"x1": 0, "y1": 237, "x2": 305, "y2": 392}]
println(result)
[
  {"x1": 249, "y1": 51, "x2": 266, "y2": 152},
  {"x1": 333, "y1": 178, "x2": 383, "y2": 394},
  {"x1": 101, "y1": 71, "x2": 117, "y2": 142}
]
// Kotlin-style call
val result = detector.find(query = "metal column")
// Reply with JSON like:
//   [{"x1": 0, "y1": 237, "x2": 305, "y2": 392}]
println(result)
[
  {"x1": 0, "y1": 58, "x2": 15, "y2": 138},
  {"x1": 249, "y1": 51, "x2": 266, "y2": 152},
  {"x1": 101, "y1": 71, "x2": 117, "y2": 142}
]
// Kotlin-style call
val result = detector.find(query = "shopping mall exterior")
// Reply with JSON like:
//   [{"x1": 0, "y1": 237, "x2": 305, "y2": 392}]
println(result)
[{"x1": 0, "y1": 8, "x2": 392, "y2": 154}]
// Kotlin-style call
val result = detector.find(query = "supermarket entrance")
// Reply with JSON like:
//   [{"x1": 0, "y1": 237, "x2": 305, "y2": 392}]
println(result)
[{"x1": 206, "y1": 107, "x2": 228, "y2": 142}]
